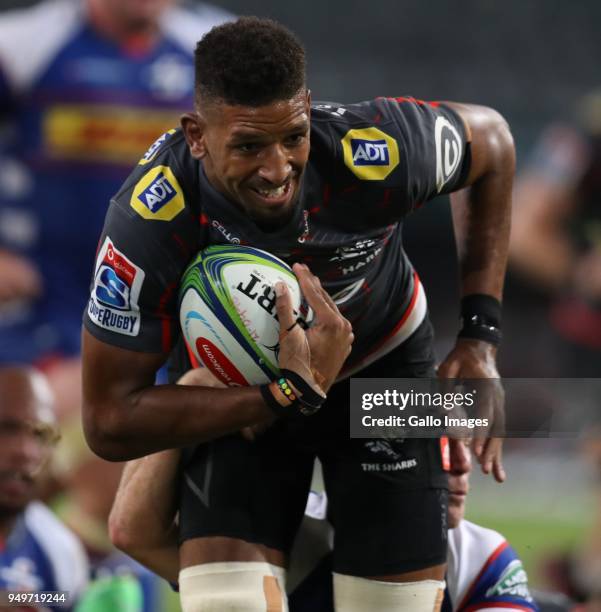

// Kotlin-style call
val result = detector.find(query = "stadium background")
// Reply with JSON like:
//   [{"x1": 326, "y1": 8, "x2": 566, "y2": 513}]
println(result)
[{"x1": 2, "y1": 0, "x2": 600, "y2": 595}]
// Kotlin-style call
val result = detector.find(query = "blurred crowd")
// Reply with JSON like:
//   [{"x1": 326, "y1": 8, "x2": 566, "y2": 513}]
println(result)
[
  {"x1": 0, "y1": 0, "x2": 231, "y2": 609},
  {"x1": 0, "y1": 0, "x2": 599, "y2": 611}
]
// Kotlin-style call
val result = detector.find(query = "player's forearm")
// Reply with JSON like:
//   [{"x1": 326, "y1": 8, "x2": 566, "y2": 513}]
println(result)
[
  {"x1": 82, "y1": 329, "x2": 275, "y2": 460},
  {"x1": 84, "y1": 384, "x2": 273, "y2": 461},
  {"x1": 448, "y1": 103, "x2": 515, "y2": 300}
]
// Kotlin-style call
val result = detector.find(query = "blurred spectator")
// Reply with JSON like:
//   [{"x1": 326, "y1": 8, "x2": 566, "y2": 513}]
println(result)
[
  {"x1": 510, "y1": 90, "x2": 601, "y2": 607},
  {"x1": 0, "y1": 2, "x2": 231, "y2": 610},
  {"x1": 0, "y1": 366, "x2": 89, "y2": 609},
  {"x1": 510, "y1": 90, "x2": 601, "y2": 377},
  {"x1": 0, "y1": 0, "x2": 231, "y2": 401}
]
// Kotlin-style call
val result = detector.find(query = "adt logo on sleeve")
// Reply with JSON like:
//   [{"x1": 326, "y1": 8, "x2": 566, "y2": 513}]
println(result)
[
  {"x1": 88, "y1": 237, "x2": 145, "y2": 336},
  {"x1": 138, "y1": 129, "x2": 177, "y2": 166},
  {"x1": 130, "y1": 165, "x2": 185, "y2": 221},
  {"x1": 341, "y1": 127, "x2": 399, "y2": 180}
]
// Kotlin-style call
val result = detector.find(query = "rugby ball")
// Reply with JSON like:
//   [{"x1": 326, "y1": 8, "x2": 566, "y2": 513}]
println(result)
[{"x1": 178, "y1": 245, "x2": 309, "y2": 386}]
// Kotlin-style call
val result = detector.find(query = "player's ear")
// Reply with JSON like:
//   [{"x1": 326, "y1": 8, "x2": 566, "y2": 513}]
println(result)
[
  {"x1": 181, "y1": 112, "x2": 207, "y2": 159},
  {"x1": 306, "y1": 89, "x2": 312, "y2": 111}
]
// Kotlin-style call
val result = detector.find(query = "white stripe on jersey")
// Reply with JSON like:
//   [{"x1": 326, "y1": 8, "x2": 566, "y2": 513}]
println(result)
[
  {"x1": 25, "y1": 502, "x2": 89, "y2": 598},
  {"x1": 0, "y1": 0, "x2": 82, "y2": 93},
  {"x1": 446, "y1": 519, "x2": 506, "y2": 608},
  {"x1": 339, "y1": 275, "x2": 427, "y2": 380}
]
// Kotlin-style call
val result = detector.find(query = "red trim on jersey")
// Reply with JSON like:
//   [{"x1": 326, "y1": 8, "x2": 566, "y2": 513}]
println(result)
[
  {"x1": 380, "y1": 96, "x2": 441, "y2": 108},
  {"x1": 378, "y1": 188, "x2": 392, "y2": 208},
  {"x1": 458, "y1": 540, "x2": 510, "y2": 610},
  {"x1": 156, "y1": 281, "x2": 177, "y2": 354},
  {"x1": 185, "y1": 341, "x2": 200, "y2": 369},
  {"x1": 322, "y1": 183, "x2": 331, "y2": 208},
  {"x1": 199, "y1": 213, "x2": 210, "y2": 226},
  {"x1": 172, "y1": 233, "x2": 193, "y2": 261},
  {"x1": 342, "y1": 270, "x2": 420, "y2": 373},
  {"x1": 160, "y1": 318, "x2": 172, "y2": 354}
]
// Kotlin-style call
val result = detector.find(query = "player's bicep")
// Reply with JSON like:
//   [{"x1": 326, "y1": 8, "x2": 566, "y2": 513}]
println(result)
[
  {"x1": 443, "y1": 102, "x2": 515, "y2": 188},
  {"x1": 82, "y1": 329, "x2": 165, "y2": 403}
]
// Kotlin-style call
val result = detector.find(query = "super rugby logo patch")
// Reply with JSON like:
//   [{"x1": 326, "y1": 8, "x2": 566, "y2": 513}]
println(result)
[
  {"x1": 88, "y1": 237, "x2": 145, "y2": 336},
  {"x1": 341, "y1": 127, "x2": 399, "y2": 180},
  {"x1": 130, "y1": 165, "x2": 184, "y2": 221}
]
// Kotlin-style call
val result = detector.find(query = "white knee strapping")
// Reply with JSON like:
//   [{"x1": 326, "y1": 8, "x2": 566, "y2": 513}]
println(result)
[
  {"x1": 333, "y1": 572, "x2": 445, "y2": 612},
  {"x1": 179, "y1": 562, "x2": 287, "y2": 612}
]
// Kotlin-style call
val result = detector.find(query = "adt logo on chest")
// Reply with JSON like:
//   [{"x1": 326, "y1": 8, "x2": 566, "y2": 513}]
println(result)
[
  {"x1": 342, "y1": 127, "x2": 399, "y2": 180},
  {"x1": 351, "y1": 139, "x2": 389, "y2": 165},
  {"x1": 130, "y1": 165, "x2": 185, "y2": 221}
]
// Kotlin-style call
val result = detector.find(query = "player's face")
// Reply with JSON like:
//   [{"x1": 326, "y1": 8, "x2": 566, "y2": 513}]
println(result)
[
  {"x1": 0, "y1": 372, "x2": 58, "y2": 516},
  {"x1": 448, "y1": 440, "x2": 472, "y2": 529},
  {"x1": 188, "y1": 90, "x2": 311, "y2": 229}
]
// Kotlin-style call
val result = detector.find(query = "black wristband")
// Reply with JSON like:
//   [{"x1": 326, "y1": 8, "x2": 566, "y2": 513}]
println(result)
[
  {"x1": 458, "y1": 294, "x2": 502, "y2": 346},
  {"x1": 260, "y1": 371, "x2": 326, "y2": 418},
  {"x1": 281, "y1": 369, "x2": 326, "y2": 416}
]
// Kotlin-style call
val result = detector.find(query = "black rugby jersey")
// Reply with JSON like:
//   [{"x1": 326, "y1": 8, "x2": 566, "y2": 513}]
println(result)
[{"x1": 83, "y1": 97, "x2": 469, "y2": 370}]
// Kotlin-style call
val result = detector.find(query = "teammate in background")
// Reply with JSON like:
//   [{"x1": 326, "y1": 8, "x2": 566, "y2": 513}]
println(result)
[
  {"x1": 0, "y1": 2, "x2": 231, "y2": 610},
  {"x1": 510, "y1": 91, "x2": 601, "y2": 607},
  {"x1": 82, "y1": 17, "x2": 514, "y2": 611},
  {"x1": 0, "y1": 366, "x2": 89, "y2": 609},
  {"x1": 107, "y1": 371, "x2": 539, "y2": 611}
]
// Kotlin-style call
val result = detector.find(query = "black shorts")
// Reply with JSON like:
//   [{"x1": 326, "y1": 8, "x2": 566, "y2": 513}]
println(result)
[{"x1": 178, "y1": 317, "x2": 449, "y2": 576}]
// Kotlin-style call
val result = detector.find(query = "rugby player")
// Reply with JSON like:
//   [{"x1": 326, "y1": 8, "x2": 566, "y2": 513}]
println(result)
[{"x1": 82, "y1": 17, "x2": 514, "y2": 611}]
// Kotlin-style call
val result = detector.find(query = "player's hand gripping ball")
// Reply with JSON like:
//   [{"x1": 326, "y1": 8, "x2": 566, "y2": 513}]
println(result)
[{"x1": 178, "y1": 245, "x2": 312, "y2": 386}]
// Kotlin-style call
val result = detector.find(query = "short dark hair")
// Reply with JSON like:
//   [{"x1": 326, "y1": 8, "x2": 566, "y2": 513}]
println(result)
[{"x1": 194, "y1": 17, "x2": 306, "y2": 107}]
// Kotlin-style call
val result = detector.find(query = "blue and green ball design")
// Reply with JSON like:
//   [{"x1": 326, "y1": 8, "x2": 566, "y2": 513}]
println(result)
[{"x1": 178, "y1": 245, "x2": 301, "y2": 385}]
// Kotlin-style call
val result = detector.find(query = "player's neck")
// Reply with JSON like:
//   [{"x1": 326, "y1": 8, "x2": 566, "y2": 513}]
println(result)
[{"x1": 86, "y1": 0, "x2": 160, "y2": 51}]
